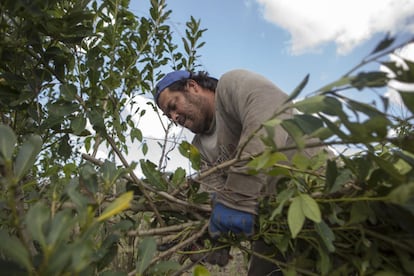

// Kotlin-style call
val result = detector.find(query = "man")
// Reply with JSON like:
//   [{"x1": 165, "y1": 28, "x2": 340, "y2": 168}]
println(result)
[{"x1": 155, "y1": 69, "x2": 323, "y2": 275}]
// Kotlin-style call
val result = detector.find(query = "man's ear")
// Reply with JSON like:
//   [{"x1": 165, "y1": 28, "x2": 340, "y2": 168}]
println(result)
[{"x1": 187, "y1": 79, "x2": 199, "y2": 93}]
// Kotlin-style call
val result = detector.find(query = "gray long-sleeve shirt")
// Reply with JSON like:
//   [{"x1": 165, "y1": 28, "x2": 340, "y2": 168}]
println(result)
[{"x1": 192, "y1": 69, "x2": 321, "y2": 214}]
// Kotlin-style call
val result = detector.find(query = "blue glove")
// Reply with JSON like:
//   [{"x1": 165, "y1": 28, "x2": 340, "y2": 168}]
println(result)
[{"x1": 209, "y1": 202, "x2": 255, "y2": 239}]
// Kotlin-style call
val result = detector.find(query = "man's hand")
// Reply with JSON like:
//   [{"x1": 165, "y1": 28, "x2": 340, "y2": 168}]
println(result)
[{"x1": 209, "y1": 202, "x2": 255, "y2": 239}]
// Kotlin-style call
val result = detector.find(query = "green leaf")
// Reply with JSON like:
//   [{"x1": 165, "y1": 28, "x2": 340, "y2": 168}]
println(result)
[
  {"x1": 80, "y1": 162, "x2": 98, "y2": 194},
  {"x1": 146, "y1": 260, "x2": 181, "y2": 275},
  {"x1": 262, "y1": 118, "x2": 281, "y2": 130},
  {"x1": 97, "y1": 191, "x2": 133, "y2": 222},
  {"x1": 101, "y1": 160, "x2": 123, "y2": 188},
  {"x1": 318, "y1": 76, "x2": 351, "y2": 93},
  {"x1": 71, "y1": 116, "x2": 87, "y2": 135},
  {"x1": 58, "y1": 134, "x2": 71, "y2": 159},
  {"x1": 281, "y1": 119, "x2": 305, "y2": 149},
  {"x1": 171, "y1": 167, "x2": 186, "y2": 188},
  {"x1": 248, "y1": 150, "x2": 287, "y2": 171},
  {"x1": 292, "y1": 95, "x2": 325, "y2": 114},
  {"x1": 66, "y1": 179, "x2": 90, "y2": 209},
  {"x1": 0, "y1": 124, "x2": 16, "y2": 162},
  {"x1": 369, "y1": 153, "x2": 406, "y2": 182},
  {"x1": 97, "y1": 234, "x2": 119, "y2": 271},
  {"x1": 319, "y1": 115, "x2": 348, "y2": 140},
  {"x1": 0, "y1": 230, "x2": 32, "y2": 272},
  {"x1": 287, "y1": 196, "x2": 305, "y2": 238},
  {"x1": 70, "y1": 239, "x2": 95, "y2": 272},
  {"x1": 399, "y1": 91, "x2": 414, "y2": 115},
  {"x1": 310, "y1": 124, "x2": 334, "y2": 140},
  {"x1": 48, "y1": 102, "x2": 79, "y2": 117},
  {"x1": 348, "y1": 201, "x2": 374, "y2": 225},
  {"x1": 284, "y1": 74, "x2": 309, "y2": 104},
  {"x1": 25, "y1": 202, "x2": 50, "y2": 250},
  {"x1": 191, "y1": 191, "x2": 210, "y2": 204},
  {"x1": 315, "y1": 220, "x2": 335, "y2": 252},
  {"x1": 43, "y1": 243, "x2": 73, "y2": 275},
  {"x1": 140, "y1": 160, "x2": 168, "y2": 191},
  {"x1": 292, "y1": 153, "x2": 311, "y2": 170},
  {"x1": 270, "y1": 188, "x2": 295, "y2": 220},
  {"x1": 330, "y1": 168, "x2": 353, "y2": 193},
  {"x1": 345, "y1": 98, "x2": 385, "y2": 118},
  {"x1": 292, "y1": 114, "x2": 324, "y2": 135},
  {"x1": 47, "y1": 209, "x2": 74, "y2": 248},
  {"x1": 351, "y1": 71, "x2": 388, "y2": 90},
  {"x1": 388, "y1": 182, "x2": 414, "y2": 214},
  {"x1": 316, "y1": 244, "x2": 331, "y2": 275},
  {"x1": 131, "y1": 128, "x2": 143, "y2": 142},
  {"x1": 192, "y1": 264, "x2": 211, "y2": 276},
  {"x1": 262, "y1": 118, "x2": 282, "y2": 149},
  {"x1": 300, "y1": 194, "x2": 321, "y2": 223},
  {"x1": 293, "y1": 96, "x2": 343, "y2": 116},
  {"x1": 136, "y1": 237, "x2": 157, "y2": 275},
  {"x1": 14, "y1": 135, "x2": 42, "y2": 180},
  {"x1": 142, "y1": 142, "x2": 148, "y2": 156},
  {"x1": 394, "y1": 150, "x2": 414, "y2": 168},
  {"x1": 325, "y1": 159, "x2": 338, "y2": 192},
  {"x1": 382, "y1": 56, "x2": 414, "y2": 85},
  {"x1": 370, "y1": 34, "x2": 395, "y2": 55},
  {"x1": 179, "y1": 141, "x2": 201, "y2": 170},
  {"x1": 60, "y1": 83, "x2": 77, "y2": 101},
  {"x1": 87, "y1": 109, "x2": 106, "y2": 133}
]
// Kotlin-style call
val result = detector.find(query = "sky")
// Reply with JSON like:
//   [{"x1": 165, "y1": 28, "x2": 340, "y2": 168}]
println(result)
[{"x1": 96, "y1": 0, "x2": 414, "y2": 175}]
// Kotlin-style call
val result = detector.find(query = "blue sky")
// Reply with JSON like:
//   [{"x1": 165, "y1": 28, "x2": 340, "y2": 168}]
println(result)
[
  {"x1": 131, "y1": 0, "x2": 414, "y2": 94},
  {"x1": 111, "y1": 0, "x2": 414, "y2": 173}
]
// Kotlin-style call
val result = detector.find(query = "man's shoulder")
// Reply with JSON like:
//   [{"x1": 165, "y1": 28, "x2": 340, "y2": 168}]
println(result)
[
  {"x1": 217, "y1": 69, "x2": 257, "y2": 91},
  {"x1": 220, "y1": 69, "x2": 254, "y2": 81}
]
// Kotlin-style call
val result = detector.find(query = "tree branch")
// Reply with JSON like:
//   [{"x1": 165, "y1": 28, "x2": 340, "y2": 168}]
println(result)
[
  {"x1": 128, "y1": 221, "x2": 202, "y2": 236},
  {"x1": 81, "y1": 153, "x2": 211, "y2": 213},
  {"x1": 104, "y1": 134, "x2": 166, "y2": 227}
]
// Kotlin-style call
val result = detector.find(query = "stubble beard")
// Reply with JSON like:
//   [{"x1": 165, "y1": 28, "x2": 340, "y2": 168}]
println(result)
[{"x1": 185, "y1": 93, "x2": 211, "y2": 134}]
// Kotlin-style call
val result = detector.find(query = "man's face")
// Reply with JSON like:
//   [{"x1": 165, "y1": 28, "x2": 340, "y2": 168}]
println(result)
[{"x1": 157, "y1": 83, "x2": 213, "y2": 133}]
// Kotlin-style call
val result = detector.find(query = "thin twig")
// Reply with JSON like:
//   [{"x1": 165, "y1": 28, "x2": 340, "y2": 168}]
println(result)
[
  {"x1": 128, "y1": 221, "x2": 202, "y2": 236},
  {"x1": 104, "y1": 134, "x2": 166, "y2": 227},
  {"x1": 127, "y1": 221, "x2": 209, "y2": 276}
]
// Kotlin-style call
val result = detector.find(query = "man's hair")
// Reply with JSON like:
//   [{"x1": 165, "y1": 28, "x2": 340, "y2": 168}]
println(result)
[{"x1": 168, "y1": 71, "x2": 218, "y2": 92}]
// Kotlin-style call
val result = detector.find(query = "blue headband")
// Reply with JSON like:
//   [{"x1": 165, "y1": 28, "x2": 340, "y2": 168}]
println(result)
[{"x1": 155, "y1": 70, "x2": 191, "y2": 106}]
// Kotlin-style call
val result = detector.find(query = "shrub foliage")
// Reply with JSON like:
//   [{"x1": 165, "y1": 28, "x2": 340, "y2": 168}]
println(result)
[{"x1": 0, "y1": 0, "x2": 413, "y2": 275}]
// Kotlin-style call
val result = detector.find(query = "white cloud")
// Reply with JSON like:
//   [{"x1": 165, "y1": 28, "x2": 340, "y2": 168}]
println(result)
[{"x1": 256, "y1": 0, "x2": 414, "y2": 55}]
